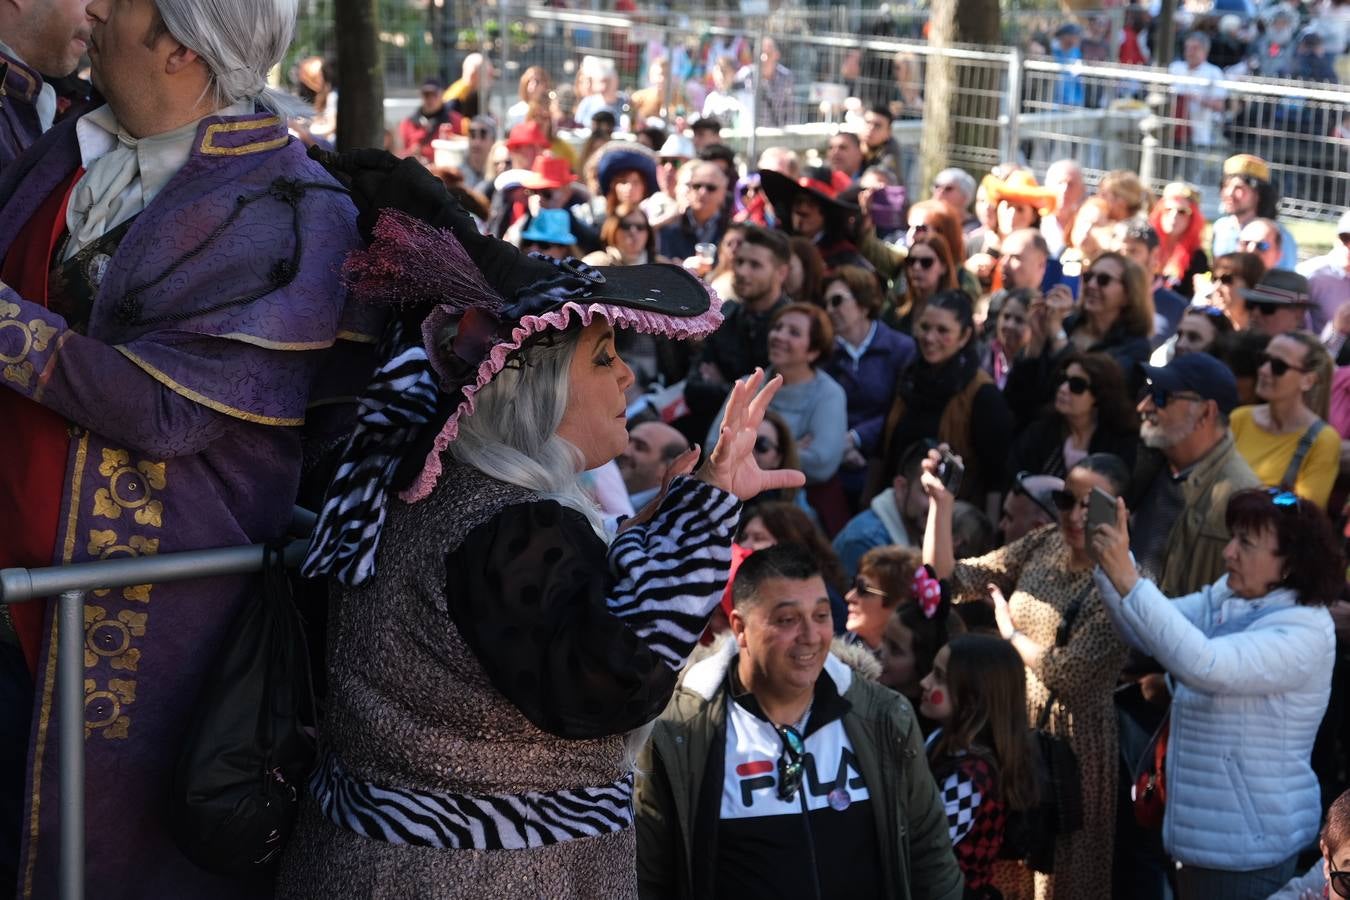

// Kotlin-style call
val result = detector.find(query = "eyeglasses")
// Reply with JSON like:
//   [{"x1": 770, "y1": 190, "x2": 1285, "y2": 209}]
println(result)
[
  {"x1": 1058, "y1": 373, "x2": 1092, "y2": 395},
  {"x1": 776, "y1": 725, "x2": 806, "y2": 802},
  {"x1": 619, "y1": 221, "x2": 649, "y2": 233},
  {"x1": 1084, "y1": 271, "x2": 1120, "y2": 288},
  {"x1": 825, "y1": 293, "x2": 852, "y2": 308},
  {"x1": 689, "y1": 182, "x2": 722, "y2": 193},
  {"x1": 1138, "y1": 382, "x2": 1205, "y2": 408},
  {"x1": 1215, "y1": 273, "x2": 1238, "y2": 286},
  {"x1": 1329, "y1": 861, "x2": 1350, "y2": 898},
  {"x1": 753, "y1": 435, "x2": 778, "y2": 454},
  {"x1": 1013, "y1": 470, "x2": 1060, "y2": 521},
  {"x1": 1239, "y1": 240, "x2": 1272, "y2": 252},
  {"x1": 1248, "y1": 301, "x2": 1282, "y2": 317},
  {"x1": 850, "y1": 577, "x2": 888, "y2": 600},
  {"x1": 1258, "y1": 352, "x2": 1308, "y2": 376},
  {"x1": 906, "y1": 255, "x2": 938, "y2": 270}
]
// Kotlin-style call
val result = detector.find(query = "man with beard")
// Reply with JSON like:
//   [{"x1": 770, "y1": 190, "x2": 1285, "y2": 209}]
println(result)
[
  {"x1": 1211, "y1": 154, "x2": 1299, "y2": 269},
  {"x1": 681, "y1": 225, "x2": 789, "y2": 437},
  {"x1": 1129, "y1": 354, "x2": 1260, "y2": 596},
  {"x1": 0, "y1": 0, "x2": 91, "y2": 170}
]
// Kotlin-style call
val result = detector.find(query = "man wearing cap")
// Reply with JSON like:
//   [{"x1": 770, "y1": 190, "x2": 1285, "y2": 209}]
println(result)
[
  {"x1": 1212, "y1": 153, "x2": 1299, "y2": 268},
  {"x1": 1001, "y1": 472, "x2": 1064, "y2": 543},
  {"x1": 644, "y1": 134, "x2": 693, "y2": 231},
  {"x1": 1129, "y1": 354, "x2": 1261, "y2": 596},
  {"x1": 1242, "y1": 269, "x2": 1317, "y2": 336},
  {"x1": 861, "y1": 104, "x2": 903, "y2": 182},
  {"x1": 1297, "y1": 209, "x2": 1350, "y2": 335},
  {"x1": 463, "y1": 115, "x2": 496, "y2": 189},
  {"x1": 1115, "y1": 220, "x2": 1187, "y2": 346},
  {"x1": 0, "y1": 0, "x2": 90, "y2": 172},
  {"x1": 399, "y1": 80, "x2": 452, "y2": 163}
]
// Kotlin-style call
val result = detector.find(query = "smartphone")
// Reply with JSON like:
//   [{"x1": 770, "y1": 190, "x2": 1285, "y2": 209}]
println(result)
[
  {"x1": 936, "y1": 448, "x2": 964, "y2": 496},
  {"x1": 1087, "y1": 486, "x2": 1116, "y2": 534}
]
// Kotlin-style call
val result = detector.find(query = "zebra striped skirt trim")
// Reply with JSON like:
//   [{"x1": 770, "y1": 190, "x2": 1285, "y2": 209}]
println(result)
[{"x1": 310, "y1": 751, "x2": 635, "y2": 851}]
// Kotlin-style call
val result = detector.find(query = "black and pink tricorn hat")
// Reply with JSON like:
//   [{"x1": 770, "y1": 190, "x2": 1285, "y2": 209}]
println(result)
[{"x1": 342, "y1": 210, "x2": 723, "y2": 502}]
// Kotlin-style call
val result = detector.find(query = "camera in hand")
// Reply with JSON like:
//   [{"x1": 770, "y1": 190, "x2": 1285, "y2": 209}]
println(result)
[{"x1": 936, "y1": 448, "x2": 964, "y2": 496}]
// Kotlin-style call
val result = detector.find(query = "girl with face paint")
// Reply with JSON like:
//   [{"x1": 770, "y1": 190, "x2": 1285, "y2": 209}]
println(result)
[{"x1": 921, "y1": 634, "x2": 1040, "y2": 893}]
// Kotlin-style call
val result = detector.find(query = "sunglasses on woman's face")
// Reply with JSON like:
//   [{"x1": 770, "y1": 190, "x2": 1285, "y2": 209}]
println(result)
[
  {"x1": 850, "y1": 577, "x2": 887, "y2": 600},
  {"x1": 619, "y1": 221, "x2": 649, "y2": 233},
  {"x1": 1259, "y1": 352, "x2": 1308, "y2": 376},
  {"x1": 1058, "y1": 374, "x2": 1092, "y2": 395},
  {"x1": 1050, "y1": 489, "x2": 1088, "y2": 512},
  {"x1": 1215, "y1": 273, "x2": 1238, "y2": 286},
  {"x1": 825, "y1": 293, "x2": 852, "y2": 308},
  {"x1": 906, "y1": 255, "x2": 938, "y2": 270},
  {"x1": 753, "y1": 435, "x2": 778, "y2": 454},
  {"x1": 1084, "y1": 271, "x2": 1119, "y2": 288},
  {"x1": 1331, "y1": 863, "x2": 1350, "y2": 900}
]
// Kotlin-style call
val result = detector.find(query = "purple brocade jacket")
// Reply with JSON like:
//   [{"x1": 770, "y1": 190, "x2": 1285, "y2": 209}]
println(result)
[
  {"x1": 0, "y1": 51, "x2": 44, "y2": 172},
  {"x1": 0, "y1": 108, "x2": 363, "y2": 899}
]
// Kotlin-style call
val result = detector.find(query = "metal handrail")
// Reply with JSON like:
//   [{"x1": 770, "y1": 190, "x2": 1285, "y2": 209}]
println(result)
[{"x1": 0, "y1": 508, "x2": 315, "y2": 900}]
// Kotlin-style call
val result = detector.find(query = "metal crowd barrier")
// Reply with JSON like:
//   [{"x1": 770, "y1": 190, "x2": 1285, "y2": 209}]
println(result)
[{"x1": 0, "y1": 508, "x2": 315, "y2": 900}]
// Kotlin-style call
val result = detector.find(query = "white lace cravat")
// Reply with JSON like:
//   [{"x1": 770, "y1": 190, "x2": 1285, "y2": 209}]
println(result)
[{"x1": 64, "y1": 128, "x2": 142, "y2": 260}]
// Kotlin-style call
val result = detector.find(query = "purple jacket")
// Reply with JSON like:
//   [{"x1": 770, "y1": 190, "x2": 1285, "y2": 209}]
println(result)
[
  {"x1": 0, "y1": 51, "x2": 44, "y2": 172},
  {"x1": 822, "y1": 320, "x2": 916, "y2": 456},
  {"x1": 0, "y1": 108, "x2": 361, "y2": 899}
]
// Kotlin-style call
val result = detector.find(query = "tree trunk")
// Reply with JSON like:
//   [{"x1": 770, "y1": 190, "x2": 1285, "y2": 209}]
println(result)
[
  {"x1": 920, "y1": 0, "x2": 957, "y2": 190},
  {"x1": 334, "y1": 0, "x2": 384, "y2": 151}
]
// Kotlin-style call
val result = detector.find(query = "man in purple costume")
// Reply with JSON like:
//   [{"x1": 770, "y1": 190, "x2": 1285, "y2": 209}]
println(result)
[
  {"x1": 0, "y1": 0, "x2": 91, "y2": 168},
  {"x1": 0, "y1": 0, "x2": 366, "y2": 896}
]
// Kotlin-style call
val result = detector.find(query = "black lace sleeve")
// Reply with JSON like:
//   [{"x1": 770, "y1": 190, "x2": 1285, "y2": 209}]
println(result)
[{"x1": 443, "y1": 480, "x2": 739, "y2": 739}]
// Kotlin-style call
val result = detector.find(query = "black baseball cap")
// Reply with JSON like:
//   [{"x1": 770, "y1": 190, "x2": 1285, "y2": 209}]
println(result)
[{"x1": 1139, "y1": 353, "x2": 1239, "y2": 414}]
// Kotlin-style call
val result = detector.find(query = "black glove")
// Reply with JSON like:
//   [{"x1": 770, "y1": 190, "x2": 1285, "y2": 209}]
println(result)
[{"x1": 309, "y1": 146, "x2": 553, "y2": 299}]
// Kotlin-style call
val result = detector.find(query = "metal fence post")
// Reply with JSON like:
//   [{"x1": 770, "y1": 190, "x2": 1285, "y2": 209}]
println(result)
[
  {"x1": 747, "y1": 32, "x2": 762, "y2": 167},
  {"x1": 58, "y1": 588, "x2": 85, "y2": 900},
  {"x1": 495, "y1": 0, "x2": 510, "y2": 124},
  {"x1": 1003, "y1": 47, "x2": 1023, "y2": 166}
]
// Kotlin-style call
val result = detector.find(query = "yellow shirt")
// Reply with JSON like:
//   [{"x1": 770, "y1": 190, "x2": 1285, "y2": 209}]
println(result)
[{"x1": 1230, "y1": 405, "x2": 1341, "y2": 508}]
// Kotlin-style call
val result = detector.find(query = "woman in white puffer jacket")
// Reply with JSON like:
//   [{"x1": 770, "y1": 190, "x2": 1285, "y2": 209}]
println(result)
[{"x1": 1090, "y1": 486, "x2": 1342, "y2": 900}]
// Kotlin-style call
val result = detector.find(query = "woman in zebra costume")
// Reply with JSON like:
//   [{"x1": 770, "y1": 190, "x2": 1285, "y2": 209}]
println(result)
[{"x1": 277, "y1": 150, "x2": 803, "y2": 899}]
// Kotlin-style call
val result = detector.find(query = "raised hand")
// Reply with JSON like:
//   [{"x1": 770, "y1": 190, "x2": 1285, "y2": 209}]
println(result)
[{"x1": 696, "y1": 369, "x2": 806, "y2": 500}]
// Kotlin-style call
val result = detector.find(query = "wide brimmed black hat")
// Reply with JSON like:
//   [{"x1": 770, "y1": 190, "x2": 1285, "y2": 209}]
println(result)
[{"x1": 759, "y1": 166, "x2": 860, "y2": 237}]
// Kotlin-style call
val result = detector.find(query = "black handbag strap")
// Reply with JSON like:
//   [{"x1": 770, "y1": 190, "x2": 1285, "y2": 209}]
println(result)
[
  {"x1": 1035, "y1": 578, "x2": 1094, "y2": 732},
  {"x1": 1279, "y1": 418, "x2": 1325, "y2": 490}
]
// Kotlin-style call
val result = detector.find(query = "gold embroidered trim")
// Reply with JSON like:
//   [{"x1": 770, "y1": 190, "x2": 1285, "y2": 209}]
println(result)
[
  {"x1": 115, "y1": 346, "x2": 305, "y2": 426},
  {"x1": 336, "y1": 329, "x2": 379, "y2": 344},
  {"x1": 198, "y1": 116, "x2": 288, "y2": 157},
  {"x1": 215, "y1": 331, "x2": 335, "y2": 351},
  {"x1": 23, "y1": 430, "x2": 89, "y2": 899}
]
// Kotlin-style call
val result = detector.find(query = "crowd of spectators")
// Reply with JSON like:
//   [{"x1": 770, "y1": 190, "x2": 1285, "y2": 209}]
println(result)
[{"x1": 364, "y1": 32, "x2": 1350, "y2": 896}]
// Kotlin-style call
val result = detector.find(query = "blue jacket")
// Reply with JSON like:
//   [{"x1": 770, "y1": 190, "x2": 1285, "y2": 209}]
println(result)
[
  {"x1": 823, "y1": 321, "x2": 916, "y2": 457},
  {"x1": 1095, "y1": 571, "x2": 1334, "y2": 869}
]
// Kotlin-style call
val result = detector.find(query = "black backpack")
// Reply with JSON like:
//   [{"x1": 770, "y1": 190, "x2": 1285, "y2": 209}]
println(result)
[{"x1": 170, "y1": 545, "x2": 317, "y2": 873}]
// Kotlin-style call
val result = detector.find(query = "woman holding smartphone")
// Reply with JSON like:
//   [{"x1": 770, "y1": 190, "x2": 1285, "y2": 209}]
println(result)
[{"x1": 922, "y1": 450, "x2": 1130, "y2": 900}]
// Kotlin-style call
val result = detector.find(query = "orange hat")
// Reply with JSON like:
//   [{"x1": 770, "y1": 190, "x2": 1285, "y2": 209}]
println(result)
[
  {"x1": 518, "y1": 154, "x2": 576, "y2": 190},
  {"x1": 981, "y1": 169, "x2": 1058, "y2": 217}
]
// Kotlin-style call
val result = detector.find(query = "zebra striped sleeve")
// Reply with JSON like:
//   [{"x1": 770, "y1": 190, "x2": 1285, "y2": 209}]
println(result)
[{"x1": 607, "y1": 477, "x2": 742, "y2": 670}]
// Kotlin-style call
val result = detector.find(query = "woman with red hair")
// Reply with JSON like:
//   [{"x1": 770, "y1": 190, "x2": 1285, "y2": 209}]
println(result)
[{"x1": 1149, "y1": 182, "x2": 1210, "y2": 299}]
